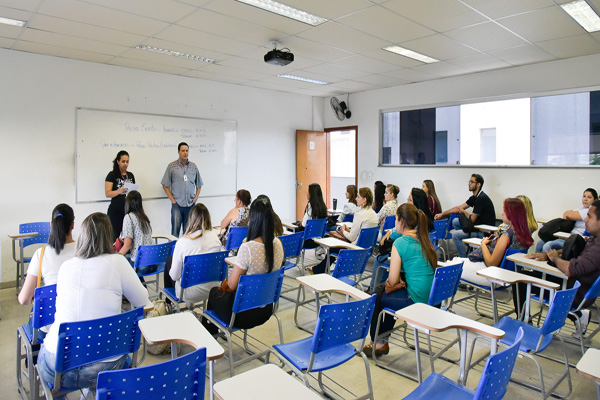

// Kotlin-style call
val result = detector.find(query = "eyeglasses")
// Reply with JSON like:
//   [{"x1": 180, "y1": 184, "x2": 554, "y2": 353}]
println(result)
[{"x1": 468, "y1": 180, "x2": 476, "y2": 184}]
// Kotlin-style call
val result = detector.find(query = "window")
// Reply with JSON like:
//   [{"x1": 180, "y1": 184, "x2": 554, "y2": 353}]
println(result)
[{"x1": 381, "y1": 89, "x2": 600, "y2": 166}]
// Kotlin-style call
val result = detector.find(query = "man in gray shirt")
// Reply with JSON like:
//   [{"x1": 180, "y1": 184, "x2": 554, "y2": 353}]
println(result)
[{"x1": 161, "y1": 142, "x2": 203, "y2": 236}]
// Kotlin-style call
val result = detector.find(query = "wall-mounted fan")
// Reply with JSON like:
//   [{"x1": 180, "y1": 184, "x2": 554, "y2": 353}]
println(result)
[{"x1": 330, "y1": 95, "x2": 351, "y2": 121}]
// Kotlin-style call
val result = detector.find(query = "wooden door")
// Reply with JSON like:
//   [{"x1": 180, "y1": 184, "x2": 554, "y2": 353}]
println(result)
[{"x1": 296, "y1": 130, "x2": 328, "y2": 221}]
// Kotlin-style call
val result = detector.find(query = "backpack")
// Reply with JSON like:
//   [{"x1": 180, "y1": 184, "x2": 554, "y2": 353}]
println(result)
[
  {"x1": 547, "y1": 234, "x2": 586, "y2": 267},
  {"x1": 538, "y1": 218, "x2": 576, "y2": 242}
]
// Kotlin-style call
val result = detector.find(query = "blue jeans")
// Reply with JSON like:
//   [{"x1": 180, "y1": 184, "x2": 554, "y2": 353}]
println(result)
[
  {"x1": 369, "y1": 255, "x2": 390, "y2": 292},
  {"x1": 536, "y1": 238, "x2": 565, "y2": 253},
  {"x1": 370, "y1": 289, "x2": 414, "y2": 343},
  {"x1": 171, "y1": 203, "x2": 192, "y2": 237},
  {"x1": 37, "y1": 345, "x2": 127, "y2": 399},
  {"x1": 451, "y1": 217, "x2": 483, "y2": 258}
]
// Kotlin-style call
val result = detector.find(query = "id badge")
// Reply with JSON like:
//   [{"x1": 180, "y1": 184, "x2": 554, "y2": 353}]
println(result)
[{"x1": 183, "y1": 175, "x2": 188, "y2": 182}]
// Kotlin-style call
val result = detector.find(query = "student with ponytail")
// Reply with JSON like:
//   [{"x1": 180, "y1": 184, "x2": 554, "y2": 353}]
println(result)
[
  {"x1": 18, "y1": 204, "x2": 75, "y2": 306},
  {"x1": 363, "y1": 203, "x2": 437, "y2": 357}
]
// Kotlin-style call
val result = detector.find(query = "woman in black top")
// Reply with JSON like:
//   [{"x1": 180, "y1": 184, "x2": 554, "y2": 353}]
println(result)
[{"x1": 105, "y1": 150, "x2": 135, "y2": 240}]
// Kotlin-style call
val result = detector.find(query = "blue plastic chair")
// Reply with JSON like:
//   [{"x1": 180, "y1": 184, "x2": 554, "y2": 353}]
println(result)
[
  {"x1": 445, "y1": 213, "x2": 459, "y2": 239},
  {"x1": 471, "y1": 282, "x2": 580, "y2": 399},
  {"x1": 356, "y1": 226, "x2": 380, "y2": 254},
  {"x1": 201, "y1": 268, "x2": 285, "y2": 376},
  {"x1": 16, "y1": 284, "x2": 57, "y2": 400},
  {"x1": 404, "y1": 328, "x2": 525, "y2": 400},
  {"x1": 382, "y1": 215, "x2": 396, "y2": 232},
  {"x1": 298, "y1": 218, "x2": 327, "y2": 270},
  {"x1": 342, "y1": 214, "x2": 354, "y2": 223},
  {"x1": 225, "y1": 226, "x2": 248, "y2": 253},
  {"x1": 96, "y1": 347, "x2": 207, "y2": 400},
  {"x1": 331, "y1": 248, "x2": 371, "y2": 287},
  {"x1": 161, "y1": 251, "x2": 229, "y2": 312},
  {"x1": 272, "y1": 294, "x2": 377, "y2": 399},
  {"x1": 12, "y1": 222, "x2": 51, "y2": 291},
  {"x1": 372, "y1": 263, "x2": 464, "y2": 381},
  {"x1": 568, "y1": 274, "x2": 600, "y2": 353},
  {"x1": 279, "y1": 231, "x2": 305, "y2": 272},
  {"x1": 133, "y1": 240, "x2": 176, "y2": 298},
  {"x1": 432, "y1": 219, "x2": 449, "y2": 260},
  {"x1": 36, "y1": 307, "x2": 144, "y2": 400}
]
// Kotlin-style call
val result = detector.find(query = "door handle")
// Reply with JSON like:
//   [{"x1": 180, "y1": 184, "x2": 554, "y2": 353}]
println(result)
[{"x1": 296, "y1": 181, "x2": 302, "y2": 189}]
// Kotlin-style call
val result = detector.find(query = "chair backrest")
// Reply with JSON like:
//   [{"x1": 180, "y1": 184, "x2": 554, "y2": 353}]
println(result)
[
  {"x1": 473, "y1": 327, "x2": 525, "y2": 400},
  {"x1": 499, "y1": 248, "x2": 527, "y2": 271},
  {"x1": 32, "y1": 284, "x2": 57, "y2": 330},
  {"x1": 54, "y1": 307, "x2": 143, "y2": 373},
  {"x1": 226, "y1": 226, "x2": 248, "y2": 251},
  {"x1": 433, "y1": 219, "x2": 448, "y2": 242},
  {"x1": 20, "y1": 222, "x2": 51, "y2": 248},
  {"x1": 356, "y1": 226, "x2": 379, "y2": 252},
  {"x1": 331, "y1": 249, "x2": 371, "y2": 280},
  {"x1": 342, "y1": 214, "x2": 354, "y2": 223},
  {"x1": 180, "y1": 251, "x2": 229, "y2": 289},
  {"x1": 382, "y1": 215, "x2": 396, "y2": 231},
  {"x1": 310, "y1": 294, "x2": 377, "y2": 355},
  {"x1": 302, "y1": 218, "x2": 327, "y2": 242},
  {"x1": 428, "y1": 262, "x2": 463, "y2": 307},
  {"x1": 445, "y1": 213, "x2": 459, "y2": 238},
  {"x1": 96, "y1": 347, "x2": 206, "y2": 400},
  {"x1": 232, "y1": 268, "x2": 285, "y2": 314},
  {"x1": 580, "y1": 273, "x2": 600, "y2": 306},
  {"x1": 540, "y1": 281, "x2": 580, "y2": 337},
  {"x1": 134, "y1": 241, "x2": 176, "y2": 269},
  {"x1": 279, "y1": 232, "x2": 304, "y2": 259}
]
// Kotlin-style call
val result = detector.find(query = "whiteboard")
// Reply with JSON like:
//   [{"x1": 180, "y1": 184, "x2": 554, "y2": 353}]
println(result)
[{"x1": 76, "y1": 108, "x2": 236, "y2": 203}]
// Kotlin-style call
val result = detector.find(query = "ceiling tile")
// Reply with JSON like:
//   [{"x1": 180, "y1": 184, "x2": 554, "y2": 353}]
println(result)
[
  {"x1": 449, "y1": 53, "x2": 511, "y2": 71},
  {"x1": 489, "y1": 44, "x2": 555, "y2": 66},
  {"x1": 330, "y1": 80, "x2": 383, "y2": 92},
  {"x1": 498, "y1": 6, "x2": 586, "y2": 43},
  {"x1": 259, "y1": 75, "x2": 314, "y2": 88},
  {"x1": 0, "y1": 36, "x2": 14, "y2": 47},
  {"x1": 382, "y1": 0, "x2": 487, "y2": 32},
  {"x1": 155, "y1": 25, "x2": 256, "y2": 56},
  {"x1": 28, "y1": 14, "x2": 146, "y2": 47},
  {"x1": 203, "y1": 0, "x2": 310, "y2": 35},
  {"x1": 0, "y1": 22, "x2": 22, "y2": 39},
  {"x1": 37, "y1": 0, "x2": 169, "y2": 36},
  {"x1": 400, "y1": 33, "x2": 479, "y2": 60},
  {"x1": 19, "y1": 28, "x2": 129, "y2": 55},
  {"x1": 330, "y1": 54, "x2": 400, "y2": 74},
  {"x1": 178, "y1": 8, "x2": 289, "y2": 46},
  {"x1": 361, "y1": 48, "x2": 423, "y2": 68},
  {"x1": 81, "y1": 0, "x2": 197, "y2": 23},
  {"x1": 276, "y1": 36, "x2": 354, "y2": 62},
  {"x1": 411, "y1": 61, "x2": 473, "y2": 78},
  {"x1": 536, "y1": 34, "x2": 600, "y2": 59},
  {"x1": 297, "y1": 21, "x2": 390, "y2": 54},
  {"x1": 337, "y1": 5, "x2": 434, "y2": 43},
  {"x1": 381, "y1": 68, "x2": 437, "y2": 83},
  {"x1": 444, "y1": 21, "x2": 529, "y2": 52},
  {"x1": 13, "y1": 40, "x2": 113, "y2": 63},
  {"x1": 281, "y1": 0, "x2": 375, "y2": 20},
  {"x1": 460, "y1": 0, "x2": 555, "y2": 19},
  {"x1": 0, "y1": 0, "x2": 42, "y2": 13},
  {"x1": 0, "y1": 5, "x2": 32, "y2": 21},
  {"x1": 139, "y1": 38, "x2": 231, "y2": 62},
  {"x1": 201, "y1": 63, "x2": 270, "y2": 80},
  {"x1": 303, "y1": 62, "x2": 370, "y2": 80},
  {"x1": 217, "y1": 55, "x2": 296, "y2": 74},
  {"x1": 118, "y1": 46, "x2": 216, "y2": 69},
  {"x1": 354, "y1": 73, "x2": 411, "y2": 87}
]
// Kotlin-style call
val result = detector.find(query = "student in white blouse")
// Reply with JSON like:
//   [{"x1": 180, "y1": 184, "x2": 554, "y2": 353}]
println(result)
[
  {"x1": 166, "y1": 203, "x2": 222, "y2": 303},
  {"x1": 341, "y1": 187, "x2": 379, "y2": 243},
  {"x1": 37, "y1": 213, "x2": 150, "y2": 399}
]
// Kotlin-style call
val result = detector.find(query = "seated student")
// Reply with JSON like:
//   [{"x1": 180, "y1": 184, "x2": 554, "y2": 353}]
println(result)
[
  {"x1": 18, "y1": 204, "x2": 76, "y2": 340},
  {"x1": 164, "y1": 203, "x2": 222, "y2": 303},
  {"x1": 219, "y1": 189, "x2": 251, "y2": 247},
  {"x1": 256, "y1": 194, "x2": 284, "y2": 237},
  {"x1": 422, "y1": 179, "x2": 442, "y2": 216},
  {"x1": 434, "y1": 173, "x2": 496, "y2": 258},
  {"x1": 370, "y1": 188, "x2": 434, "y2": 292},
  {"x1": 337, "y1": 184, "x2": 360, "y2": 223},
  {"x1": 377, "y1": 184, "x2": 400, "y2": 225},
  {"x1": 517, "y1": 194, "x2": 538, "y2": 234},
  {"x1": 202, "y1": 196, "x2": 284, "y2": 334},
  {"x1": 458, "y1": 198, "x2": 533, "y2": 286},
  {"x1": 118, "y1": 190, "x2": 152, "y2": 273},
  {"x1": 515, "y1": 199, "x2": 600, "y2": 333},
  {"x1": 373, "y1": 181, "x2": 386, "y2": 213},
  {"x1": 37, "y1": 213, "x2": 150, "y2": 399},
  {"x1": 363, "y1": 204, "x2": 437, "y2": 357},
  {"x1": 299, "y1": 183, "x2": 328, "y2": 229},
  {"x1": 310, "y1": 187, "x2": 378, "y2": 275},
  {"x1": 536, "y1": 188, "x2": 598, "y2": 252}
]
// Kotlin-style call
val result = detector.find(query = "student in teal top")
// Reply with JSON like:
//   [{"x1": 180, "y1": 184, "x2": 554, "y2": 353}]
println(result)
[{"x1": 364, "y1": 203, "x2": 438, "y2": 357}]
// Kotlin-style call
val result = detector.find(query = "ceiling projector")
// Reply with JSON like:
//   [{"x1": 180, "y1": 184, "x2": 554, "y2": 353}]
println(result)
[{"x1": 264, "y1": 48, "x2": 294, "y2": 66}]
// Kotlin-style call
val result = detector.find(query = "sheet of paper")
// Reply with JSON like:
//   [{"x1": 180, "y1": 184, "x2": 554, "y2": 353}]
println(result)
[{"x1": 124, "y1": 182, "x2": 140, "y2": 192}]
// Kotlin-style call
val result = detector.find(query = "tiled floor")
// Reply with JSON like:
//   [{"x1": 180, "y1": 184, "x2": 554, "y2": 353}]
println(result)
[{"x1": 1, "y1": 263, "x2": 598, "y2": 399}]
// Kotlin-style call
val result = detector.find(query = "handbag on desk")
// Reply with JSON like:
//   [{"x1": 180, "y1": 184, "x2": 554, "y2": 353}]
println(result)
[{"x1": 329, "y1": 228, "x2": 350, "y2": 243}]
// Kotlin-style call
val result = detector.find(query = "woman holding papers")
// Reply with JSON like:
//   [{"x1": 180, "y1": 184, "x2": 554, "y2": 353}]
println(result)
[{"x1": 105, "y1": 150, "x2": 136, "y2": 240}]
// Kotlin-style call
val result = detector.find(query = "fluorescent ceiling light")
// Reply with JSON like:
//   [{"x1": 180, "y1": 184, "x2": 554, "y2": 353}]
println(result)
[
  {"x1": 561, "y1": 0, "x2": 600, "y2": 32},
  {"x1": 278, "y1": 74, "x2": 329, "y2": 85},
  {"x1": 135, "y1": 45, "x2": 215, "y2": 63},
  {"x1": 383, "y1": 45, "x2": 439, "y2": 64},
  {"x1": 235, "y1": 0, "x2": 327, "y2": 26},
  {"x1": 0, "y1": 16, "x2": 25, "y2": 27}
]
